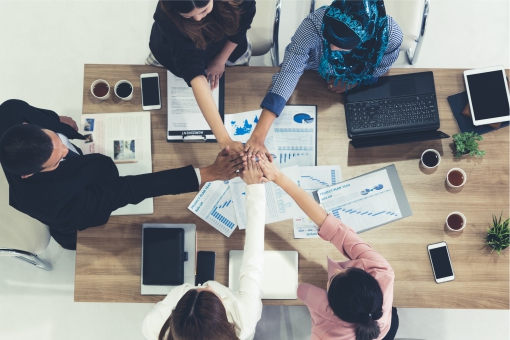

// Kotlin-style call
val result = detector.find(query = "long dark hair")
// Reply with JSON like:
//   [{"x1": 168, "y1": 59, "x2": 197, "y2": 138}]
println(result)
[
  {"x1": 158, "y1": 289, "x2": 239, "y2": 340},
  {"x1": 327, "y1": 268, "x2": 384, "y2": 340},
  {"x1": 160, "y1": 0, "x2": 242, "y2": 50}
]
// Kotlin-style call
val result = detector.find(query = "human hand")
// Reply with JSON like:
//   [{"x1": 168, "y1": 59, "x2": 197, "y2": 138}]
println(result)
[
  {"x1": 206, "y1": 58, "x2": 226, "y2": 90},
  {"x1": 200, "y1": 146, "x2": 246, "y2": 183},
  {"x1": 327, "y1": 80, "x2": 357, "y2": 94},
  {"x1": 219, "y1": 139, "x2": 245, "y2": 156},
  {"x1": 244, "y1": 136, "x2": 273, "y2": 161},
  {"x1": 257, "y1": 153, "x2": 282, "y2": 183},
  {"x1": 59, "y1": 116, "x2": 79, "y2": 131},
  {"x1": 240, "y1": 157, "x2": 267, "y2": 185}
]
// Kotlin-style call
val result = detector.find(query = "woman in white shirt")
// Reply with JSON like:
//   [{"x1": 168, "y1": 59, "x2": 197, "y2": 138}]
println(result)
[{"x1": 142, "y1": 157, "x2": 267, "y2": 340}]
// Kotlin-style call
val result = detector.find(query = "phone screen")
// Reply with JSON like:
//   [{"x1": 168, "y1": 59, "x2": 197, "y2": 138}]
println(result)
[
  {"x1": 429, "y1": 246, "x2": 453, "y2": 279},
  {"x1": 141, "y1": 76, "x2": 160, "y2": 106},
  {"x1": 196, "y1": 251, "x2": 216, "y2": 286}
]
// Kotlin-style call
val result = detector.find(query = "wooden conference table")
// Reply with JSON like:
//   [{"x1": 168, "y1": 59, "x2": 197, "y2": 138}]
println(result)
[{"x1": 76, "y1": 65, "x2": 509, "y2": 309}]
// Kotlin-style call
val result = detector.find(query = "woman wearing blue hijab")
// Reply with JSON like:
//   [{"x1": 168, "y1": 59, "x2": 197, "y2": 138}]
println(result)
[{"x1": 244, "y1": 0, "x2": 403, "y2": 158}]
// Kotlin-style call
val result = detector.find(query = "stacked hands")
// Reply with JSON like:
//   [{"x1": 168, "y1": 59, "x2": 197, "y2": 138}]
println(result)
[{"x1": 202, "y1": 144, "x2": 280, "y2": 186}]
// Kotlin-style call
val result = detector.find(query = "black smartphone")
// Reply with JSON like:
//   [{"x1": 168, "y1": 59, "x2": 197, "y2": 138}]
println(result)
[{"x1": 196, "y1": 251, "x2": 216, "y2": 286}]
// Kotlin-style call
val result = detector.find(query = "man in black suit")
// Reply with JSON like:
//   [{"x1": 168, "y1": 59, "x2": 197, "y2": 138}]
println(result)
[{"x1": 0, "y1": 100, "x2": 244, "y2": 250}]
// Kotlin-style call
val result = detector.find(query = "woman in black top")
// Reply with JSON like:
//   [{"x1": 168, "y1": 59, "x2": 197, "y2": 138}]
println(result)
[{"x1": 148, "y1": 0, "x2": 256, "y2": 153}]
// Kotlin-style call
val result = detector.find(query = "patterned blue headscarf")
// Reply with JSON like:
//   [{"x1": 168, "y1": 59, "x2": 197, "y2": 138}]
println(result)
[{"x1": 318, "y1": 0, "x2": 389, "y2": 88}]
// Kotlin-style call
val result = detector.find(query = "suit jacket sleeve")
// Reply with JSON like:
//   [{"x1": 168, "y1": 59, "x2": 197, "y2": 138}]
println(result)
[
  {"x1": 0, "y1": 99, "x2": 84, "y2": 140},
  {"x1": 53, "y1": 164, "x2": 199, "y2": 231}
]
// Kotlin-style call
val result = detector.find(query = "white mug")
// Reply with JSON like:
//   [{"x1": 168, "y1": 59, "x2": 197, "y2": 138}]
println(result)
[
  {"x1": 446, "y1": 168, "x2": 467, "y2": 188},
  {"x1": 91, "y1": 79, "x2": 110, "y2": 100},
  {"x1": 114, "y1": 80, "x2": 133, "y2": 101},
  {"x1": 446, "y1": 211, "x2": 467, "y2": 232}
]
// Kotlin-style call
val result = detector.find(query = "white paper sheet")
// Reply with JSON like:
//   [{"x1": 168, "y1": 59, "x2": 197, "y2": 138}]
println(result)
[
  {"x1": 225, "y1": 105, "x2": 317, "y2": 168},
  {"x1": 80, "y1": 111, "x2": 153, "y2": 216},
  {"x1": 229, "y1": 166, "x2": 301, "y2": 230},
  {"x1": 188, "y1": 181, "x2": 238, "y2": 237},
  {"x1": 317, "y1": 169, "x2": 402, "y2": 233},
  {"x1": 293, "y1": 165, "x2": 342, "y2": 238},
  {"x1": 167, "y1": 71, "x2": 218, "y2": 140}
]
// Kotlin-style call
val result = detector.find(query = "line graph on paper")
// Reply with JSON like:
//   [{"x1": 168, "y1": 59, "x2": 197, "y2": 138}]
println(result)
[{"x1": 327, "y1": 189, "x2": 401, "y2": 230}]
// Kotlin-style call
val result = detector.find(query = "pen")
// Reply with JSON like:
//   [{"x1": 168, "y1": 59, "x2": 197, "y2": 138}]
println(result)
[{"x1": 114, "y1": 160, "x2": 138, "y2": 164}]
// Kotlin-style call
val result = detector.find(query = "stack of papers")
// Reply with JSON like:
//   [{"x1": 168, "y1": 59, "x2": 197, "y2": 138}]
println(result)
[{"x1": 188, "y1": 165, "x2": 342, "y2": 238}]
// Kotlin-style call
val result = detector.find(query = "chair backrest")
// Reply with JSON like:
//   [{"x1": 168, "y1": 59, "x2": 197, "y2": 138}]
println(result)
[
  {"x1": 310, "y1": 0, "x2": 426, "y2": 52},
  {"x1": 0, "y1": 170, "x2": 51, "y2": 254},
  {"x1": 384, "y1": 0, "x2": 426, "y2": 52},
  {"x1": 247, "y1": 0, "x2": 280, "y2": 56}
]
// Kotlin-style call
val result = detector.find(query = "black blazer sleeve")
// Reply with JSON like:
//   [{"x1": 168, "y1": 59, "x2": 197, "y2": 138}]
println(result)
[
  {"x1": 52, "y1": 163, "x2": 199, "y2": 231},
  {"x1": 0, "y1": 99, "x2": 84, "y2": 140},
  {"x1": 228, "y1": 0, "x2": 256, "y2": 45}
]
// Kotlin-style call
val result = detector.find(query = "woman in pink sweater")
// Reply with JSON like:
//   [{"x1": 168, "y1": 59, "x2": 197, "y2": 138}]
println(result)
[{"x1": 258, "y1": 154, "x2": 399, "y2": 340}]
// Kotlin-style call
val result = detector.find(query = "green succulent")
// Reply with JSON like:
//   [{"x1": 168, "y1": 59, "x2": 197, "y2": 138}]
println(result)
[
  {"x1": 486, "y1": 213, "x2": 509, "y2": 255},
  {"x1": 452, "y1": 132, "x2": 485, "y2": 158}
]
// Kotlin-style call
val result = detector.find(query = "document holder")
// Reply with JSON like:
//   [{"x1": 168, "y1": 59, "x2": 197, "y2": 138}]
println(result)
[{"x1": 142, "y1": 227, "x2": 187, "y2": 285}]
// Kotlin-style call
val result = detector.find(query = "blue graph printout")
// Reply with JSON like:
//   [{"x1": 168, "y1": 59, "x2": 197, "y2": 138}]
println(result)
[
  {"x1": 293, "y1": 165, "x2": 342, "y2": 239},
  {"x1": 229, "y1": 166, "x2": 302, "y2": 230},
  {"x1": 225, "y1": 106, "x2": 317, "y2": 169},
  {"x1": 316, "y1": 169, "x2": 402, "y2": 233},
  {"x1": 188, "y1": 181, "x2": 238, "y2": 237}
]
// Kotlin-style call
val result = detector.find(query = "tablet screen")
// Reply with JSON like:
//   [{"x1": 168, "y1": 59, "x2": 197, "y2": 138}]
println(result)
[{"x1": 466, "y1": 71, "x2": 509, "y2": 121}]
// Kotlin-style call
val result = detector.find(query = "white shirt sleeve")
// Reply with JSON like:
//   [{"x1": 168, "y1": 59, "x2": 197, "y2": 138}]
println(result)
[
  {"x1": 234, "y1": 183, "x2": 266, "y2": 337},
  {"x1": 194, "y1": 168, "x2": 201, "y2": 186}
]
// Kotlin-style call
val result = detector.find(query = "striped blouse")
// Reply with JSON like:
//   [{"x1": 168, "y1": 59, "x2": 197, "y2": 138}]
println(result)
[{"x1": 260, "y1": 6, "x2": 403, "y2": 117}]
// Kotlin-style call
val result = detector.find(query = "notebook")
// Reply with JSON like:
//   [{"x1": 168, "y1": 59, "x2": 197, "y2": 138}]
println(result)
[
  {"x1": 228, "y1": 250, "x2": 298, "y2": 299},
  {"x1": 344, "y1": 71, "x2": 449, "y2": 148}
]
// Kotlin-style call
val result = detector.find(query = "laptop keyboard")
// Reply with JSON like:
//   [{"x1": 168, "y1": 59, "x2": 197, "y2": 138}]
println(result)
[{"x1": 347, "y1": 94, "x2": 438, "y2": 131}]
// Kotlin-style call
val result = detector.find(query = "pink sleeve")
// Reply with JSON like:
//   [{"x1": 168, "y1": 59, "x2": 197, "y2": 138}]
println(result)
[
  {"x1": 318, "y1": 214, "x2": 393, "y2": 272},
  {"x1": 297, "y1": 283, "x2": 329, "y2": 313}
]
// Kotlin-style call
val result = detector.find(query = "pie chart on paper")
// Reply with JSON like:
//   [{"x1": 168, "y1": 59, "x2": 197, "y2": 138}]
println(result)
[{"x1": 293, "y1": 113, "x2": 314, "y2": 124}]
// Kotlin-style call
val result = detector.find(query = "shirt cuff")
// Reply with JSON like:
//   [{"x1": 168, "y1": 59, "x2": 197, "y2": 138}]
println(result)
[
  {"x1": 260, "y1": 92, "x2": 287, "y2": 117},
  {"x1": 194, "y1": 168, "x2": 201, "y2": 186}
]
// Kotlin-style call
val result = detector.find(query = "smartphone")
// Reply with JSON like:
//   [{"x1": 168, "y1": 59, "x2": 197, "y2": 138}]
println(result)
[
  {"x1": 140, "y1": 73, "x2": 161, "y2": 110},
  {"x1": 196, "y1": 251, "x2": 216, "y2": 286},
  {"x1": 427, "y1": 242, "x2": 455, "y2": 283}
]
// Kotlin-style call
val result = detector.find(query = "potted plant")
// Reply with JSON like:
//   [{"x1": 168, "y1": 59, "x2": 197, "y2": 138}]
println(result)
[
  {"x1": 452, "y1": 132, "x2": 485, "y2": 158},
  {"x1": 485, "y1": 213, "x2": 509, "y2": 255}
]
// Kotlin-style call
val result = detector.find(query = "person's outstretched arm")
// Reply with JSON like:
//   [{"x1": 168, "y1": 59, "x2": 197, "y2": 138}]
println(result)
[
  {"x1": 257, "y1": 153, "x2": 327, "y2": 228},
  {"x1": 235, "y1": 158, "x2": 267, "y2": 336},
  {"x1": 190, "y1": 76, "x2": 244, "y2": 154}
]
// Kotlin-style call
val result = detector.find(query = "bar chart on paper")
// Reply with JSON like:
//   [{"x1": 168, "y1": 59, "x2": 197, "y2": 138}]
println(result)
[
  {"x1": 278, "y1": 146, "x2": 315, "y2": 167},
  {"x1": 188, "y1": 181, "x2": 238, "y2": 237}
]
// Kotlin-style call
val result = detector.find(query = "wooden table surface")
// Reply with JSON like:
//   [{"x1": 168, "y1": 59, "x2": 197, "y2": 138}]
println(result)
[{"x1": 76, "y1": 65, "x2": 509, "y2": 309}]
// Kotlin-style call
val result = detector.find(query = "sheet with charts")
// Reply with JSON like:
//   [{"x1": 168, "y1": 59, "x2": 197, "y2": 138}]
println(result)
[
  {"x1": 224, "y1": 105, "x2": 317, "y2": 168},
  {"x1": 316, "y1": 169, "x2": 402, "y2": 233},
  {"x1": 80, "y1": 111, "x2": 153, "y2": 216},
  {"x1": 188, "y1": 180, "x2": 238, "y2": 237},
  {"x1": 229, "y1": 166, "x2": 302, "y2": 230},
  {"x1": 167, "y1": 71, "x2": 220, "y2": 141},
  {"x1": 293, "y1": 165, "x2": 342, "y2": 239}
]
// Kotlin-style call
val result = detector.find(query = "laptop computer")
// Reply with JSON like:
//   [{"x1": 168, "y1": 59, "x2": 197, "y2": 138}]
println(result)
[{"x1": 344, "y1": 71, "x2": 449, "y2": 148}]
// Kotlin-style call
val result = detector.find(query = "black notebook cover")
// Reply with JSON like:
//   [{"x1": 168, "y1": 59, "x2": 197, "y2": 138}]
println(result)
[
  {"x1": 142, "y1": 228, "x2": 185, "y2": 286},
  {"x1": 447, "y1": 91, "x2": 509, "y2": 134}
]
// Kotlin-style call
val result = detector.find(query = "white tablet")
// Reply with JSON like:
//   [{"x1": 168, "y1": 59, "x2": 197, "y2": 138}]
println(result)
[{"x1": 463, "y1": 66, "x2": 510, "y2": 126}]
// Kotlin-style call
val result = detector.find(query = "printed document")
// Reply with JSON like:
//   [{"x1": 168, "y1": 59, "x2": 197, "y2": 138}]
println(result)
[
  {"x1": 316, "y1": 169, "x2": 402, "y2": 233},
  {"x1": 229, "y1": 166, "x2": 301, "y2": 230},
  {"x1": 80, "y1": 111, "x2": 153, "y2": 216},
  {"x1": 188, "y1": 181, "x2": 238, "y2": 237},
  {"x1": 225, "y1": 105, "x2": 317, "y2": 168},
  {"x1": 167, "y1": 71, "x2": 218, "y2": 139},
  {"x1": 293, "y1": 165, "x2": 342, "y2": 239}
]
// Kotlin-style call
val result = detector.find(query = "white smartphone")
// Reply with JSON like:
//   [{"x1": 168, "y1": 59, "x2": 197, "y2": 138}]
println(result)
[
  {"x1": 427, "y1": 242, "x2": 455, "y2": 283},
  {"x1": 140, "y1": 73, "x2": 162, "y2": 110}
]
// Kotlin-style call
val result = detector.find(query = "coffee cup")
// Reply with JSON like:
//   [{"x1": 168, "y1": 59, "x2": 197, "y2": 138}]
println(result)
[
  {"x1": 446, "y1": 211, "x2": 466, "y2": 231},
  {"x1": 421, "y1": 149, "x2": 441, "y2": 169},
  {"x1": 446, "y1": 168, "x2": 467, "y2": 188},
  {"x1": 91, "y1": 79, "x2": 110, "y2": 100},
  {"x1": 114, "y1": 80, "x2": 133, "y2": 101}
]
